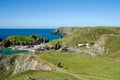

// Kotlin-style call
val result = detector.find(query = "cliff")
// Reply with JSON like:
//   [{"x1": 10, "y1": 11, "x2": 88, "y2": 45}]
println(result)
[
  {"x1": 0, "y1": 54, "x2": 53, "y2": 80},
  {"x1": 52, "y1": 27, "x2": 78, "y2": 35}
]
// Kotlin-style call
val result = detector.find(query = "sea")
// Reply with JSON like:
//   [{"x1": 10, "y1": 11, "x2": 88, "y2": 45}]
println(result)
[
  {"x1": 0, "y1": 29, "x2": 61, "y2": 41},
  {"x1": 0, "y1": 29, "x2": 62, "y2": 55}
]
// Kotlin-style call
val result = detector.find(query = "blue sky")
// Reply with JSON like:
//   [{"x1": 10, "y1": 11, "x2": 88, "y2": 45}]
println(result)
[{"x1": 0, "y1": 0, "x2": 120, "y2": 28}]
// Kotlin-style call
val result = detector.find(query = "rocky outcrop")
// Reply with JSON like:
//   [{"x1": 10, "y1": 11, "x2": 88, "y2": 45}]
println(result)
[
  {"x1": 0, "y1": 55, "x2": 16, "y2": 75},
  {"x1": 14, "y1": 54, "x2": 52, "y2": 73},
  {"x1": 0, "y1": 38, "x2": 2, "y2": 42},
  {"x1": 2, "y1": 34, "x2": 50, "y2": 48},
  {"x1": 89, "y1": 34, "x2": 108, "y2": 56},
  {"x1": 52, "y1": 27, "x2": 77, "y2": 35},
  {"x1": 0, "y1": 54, "x2": 5, "y2": 61},
  {"x1": 0, "y1": 54, "x2": 52, "y2": 76}
]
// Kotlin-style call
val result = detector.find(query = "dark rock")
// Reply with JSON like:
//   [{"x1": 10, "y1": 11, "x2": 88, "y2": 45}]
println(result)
[
  {"x1": 61, "y1": 47, "x2": 68, "y2": 52},
  {"x1": 3, "y1": 40, "x2": 12, "y2": 48},
  {"x1": 51, "y1": 46, "x2": 54, "y2": 50},
  {"x1": 25, "y1": 77, "x2": 35, "y2": 80},
  {"x1": 0, "y1": 38, "x2": 3, "y2": 42},
  {"x1": 54, "y1": 42, "x2": 61, "y2": 50},
  {"x1": 0, "y1": 49, "x2": 3, "y2": 53},
  {"x1": 57, "y1": 62, "x2": 63, "y2": 67},
  {"x1": 36, "y1": 48, "x2": 45, "y2": 51},
  {"x1": 43, "y1": 37, "x2": 49, "y2": 43}
]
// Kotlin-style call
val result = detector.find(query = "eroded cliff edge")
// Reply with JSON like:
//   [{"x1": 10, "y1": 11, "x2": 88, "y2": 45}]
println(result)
[{"x1": 52, "y1": 27, "x2": 78, "y2": 35}]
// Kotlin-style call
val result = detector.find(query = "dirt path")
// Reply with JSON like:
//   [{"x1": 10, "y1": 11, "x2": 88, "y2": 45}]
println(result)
[
  {"x1": 55, "y1": 66, "x2": 110, "y2": 80},
  {"x1": 55, "y1": 67, "x2": 88, "y2": 80},
  {"x1": 34, "y1": 55, "x2": 110, "y2": 80}
]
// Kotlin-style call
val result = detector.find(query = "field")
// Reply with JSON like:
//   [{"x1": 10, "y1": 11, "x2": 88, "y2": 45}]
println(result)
[
  {"x1": 7, "y1": 70, "x2": 78, "y2": 80},
  {"x1": 37, "y1": 51, "x2": 120, "y2": 80}
]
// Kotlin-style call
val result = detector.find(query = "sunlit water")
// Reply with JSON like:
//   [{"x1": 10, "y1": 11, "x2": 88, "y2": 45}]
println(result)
[{"x1": 0, "y1": 28, "x2": 62, "y2": 55}]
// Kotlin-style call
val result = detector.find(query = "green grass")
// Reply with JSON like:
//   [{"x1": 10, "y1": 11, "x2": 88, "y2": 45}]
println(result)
[
  {"x1": 0, "y1": 54, "x2": 78, "y2": 80},
  {"x1": 105, "y1": 34, "x2": 120, "y2": 58},
  {"x1": 50, "y1": 27, "x2": 120, "y2": 46},
  {"x1": 49, "y1": 36, "x2": 68, "y2": 45},
  {"x1": 37, "y1": 51, "x2": 120, "y2": 80},
  {"x1": 7, "y1": 70, "x2": 78, "y2": 80},
  {"x1": 1, "y1": 27, "x2": 120, "y2": 80},
  {"x1": 0, "y1": 69, "x2": 14, "y2": 80},
  {"x1": 6, "y1": 35, "x2": 34, "y2": 42}
]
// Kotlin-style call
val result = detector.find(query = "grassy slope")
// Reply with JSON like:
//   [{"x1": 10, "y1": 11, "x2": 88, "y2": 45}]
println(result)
[
  {"x1": 37, "y1": 51, "x2": 120, "y2": 80},
  {"x1": 7, "y1": 70, "x2": 78, "y2": 80},
  {"x1": 1, "y1": 54, "x2": 78, "y2": 80},
  {"x1": 6, "y1": 35, "x2": 34, "y2": 42},
  {"x1": 105, "y1": 34, "x2": 120, "y2": 58},
  {"x1": 50, "y1": 27, "x2": 120, "y2": 46}
]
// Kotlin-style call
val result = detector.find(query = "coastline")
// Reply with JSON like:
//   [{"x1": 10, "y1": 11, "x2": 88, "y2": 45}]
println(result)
[{"x1": 9, "y1": 43, "x2": 49, "y2": 53}]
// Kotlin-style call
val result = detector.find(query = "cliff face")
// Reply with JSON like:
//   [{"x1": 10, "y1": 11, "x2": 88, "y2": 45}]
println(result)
[
  {"x1": 52, "y1": 27, "x2": 77, "y2": 35},
  {"x1": 0, "y1": 54, "x2": 53, "y2": 80},
  {"x1": 89, "y1": 34, "x2": 108, "y2": 56},
  {"x1": 14, "y1": 54, "x2": 52, "y2": 73}
]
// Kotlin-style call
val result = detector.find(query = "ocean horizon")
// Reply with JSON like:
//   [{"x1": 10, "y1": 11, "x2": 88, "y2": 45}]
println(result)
[{"x1": 0, "y1": 28, "x2": 61, "y2": 41}]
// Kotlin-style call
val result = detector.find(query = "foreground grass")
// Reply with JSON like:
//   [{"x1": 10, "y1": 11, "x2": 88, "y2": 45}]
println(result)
[
  {"x1": 37, "y1": 51, "x2": 120, "y2": 80},
  {"x1": 7, "y1": 70, "x2": 78, "y2": 80}
]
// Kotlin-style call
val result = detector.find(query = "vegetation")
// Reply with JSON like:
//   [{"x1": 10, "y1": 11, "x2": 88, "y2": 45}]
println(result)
[
  {"x1": 30, "y1": 34, "x2": 42, "y2": 41},
  {"x1": 7, "y1": 70, "x2": 78, "y2": 80},
  {"x1": 37, "y1": 51, "x2": 120, "y2": 80},
  {"x1": 50, "y1": 27, "x2": 120, "y2": 46},
  {"x1": 6, "y1": 35, "x2": 34, "y2": 42},
  {"x1": 105, "y1": 34, "x2": 120, "y2": 58},
  {"x1": 0, "y1": 27, "x2": 120, "y2": 80},
  {"x1": 1, "y1": 34, "x2": 49, "y2": 47}
]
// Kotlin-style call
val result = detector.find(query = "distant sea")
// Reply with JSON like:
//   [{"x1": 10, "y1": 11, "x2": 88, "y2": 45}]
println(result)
[
  {"x1": 0, "y1": 28, "x2": 62, "y2": 55},
  {"x1": 0, "y1": 29, "x2": 62, "y2": 41}
]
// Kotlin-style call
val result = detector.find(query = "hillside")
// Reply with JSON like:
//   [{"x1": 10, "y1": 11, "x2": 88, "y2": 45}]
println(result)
[
  {"x1": 51, "y1": 27, "x2": 120, "y2": 56},
  {"x1": 1, "y1": 51, "x2": 120, "y2": 80},
  {"x1": 51, "y1": 27, "x2": 120, "y2": 45},
  {"x1": 52, "y1": 27, "x2": 78, "y2": 35},
  {"x1": 0, "y1": 27, "x2": 120, "y2": 80},
  {"x1": 0, "y1": 54, "x2": 78, "y2": 80}
]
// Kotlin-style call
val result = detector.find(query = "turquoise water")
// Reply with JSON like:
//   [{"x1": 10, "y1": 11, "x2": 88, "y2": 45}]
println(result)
[{"x1": 1, "y1": 48, "x2": 32, "y2": 55}]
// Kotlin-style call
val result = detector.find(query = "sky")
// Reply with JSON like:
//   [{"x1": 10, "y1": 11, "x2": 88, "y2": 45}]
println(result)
[{"x1": 0, "y1": 0, "x2": 120, "y2": 28}]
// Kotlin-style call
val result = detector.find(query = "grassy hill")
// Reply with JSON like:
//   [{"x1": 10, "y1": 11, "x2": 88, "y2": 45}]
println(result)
[
  {"x1": 6, "y1": 35, "x2": 34, "y2": 42},
  {"x1": 2, "y1": 50, "x2": 120, "y2": 80},
  {"x1": 105, "y1": 34, "x2": 120, "y2": 58},
  {"x1": 37, "y1": 51, "x2": 120, "y2": 80},
  {"x1": 50, "y1": 27, "x2": 120, "y2": 56},
  {"x1": 50, "y1": 27, "x2": 120, "y2": 46},
  {"x1": 7, "y1": 70, "x2": 78, "y2": 80},
  {"x1": 0, "y1": 27, "x2": 120, "y2": 80}
]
